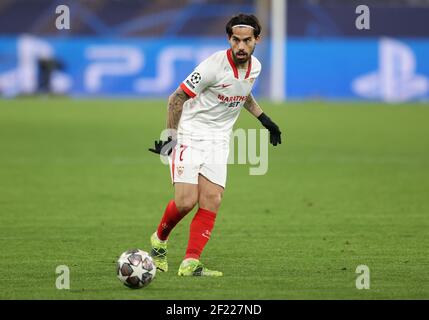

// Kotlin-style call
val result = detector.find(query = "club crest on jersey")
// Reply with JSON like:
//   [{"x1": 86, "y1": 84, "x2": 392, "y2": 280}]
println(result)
[
  {"x1": 248, "y1": 77, "x2": 256, "y2": 84},
  {"x1": 177, "y1": 165, "x2": 184, "y2": 176}
]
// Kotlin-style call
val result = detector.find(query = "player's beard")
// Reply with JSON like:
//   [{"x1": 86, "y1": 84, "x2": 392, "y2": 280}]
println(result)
[{"x1": 233, "y1": 46, "x2": 255, "y2": 66}]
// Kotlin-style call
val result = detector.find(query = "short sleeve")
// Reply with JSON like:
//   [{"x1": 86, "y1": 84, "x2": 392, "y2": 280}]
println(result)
[{"x1": 180, "y1": 58, "x2": 216, "y2": 98}]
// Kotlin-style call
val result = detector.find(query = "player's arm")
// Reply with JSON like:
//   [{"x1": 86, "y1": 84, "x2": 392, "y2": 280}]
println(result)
[
  {"x1": 149, "y1": 87, "x2": 190, "y2": 156},
  {"x1": 244, "y1": 94, "x2": 282, "y2": 146},
  {"x1": 243, "y1": 93, "x2": 264, "y2": 118},
  {"x1": 149, "y1": 56, "x2": 214, "y2": 156},
  {"x1": 166, "y1": 86, "x2": 190, "y2": 138}
]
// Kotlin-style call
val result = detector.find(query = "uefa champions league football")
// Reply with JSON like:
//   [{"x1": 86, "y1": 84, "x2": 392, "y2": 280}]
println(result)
[{"x1": 116, "y1": 249, "x2": 156, "y2": 289}]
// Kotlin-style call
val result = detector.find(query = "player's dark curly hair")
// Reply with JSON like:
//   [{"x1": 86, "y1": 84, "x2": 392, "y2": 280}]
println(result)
[{"x1": 226, "y1": 13, "x2": 261, "y2": 38}]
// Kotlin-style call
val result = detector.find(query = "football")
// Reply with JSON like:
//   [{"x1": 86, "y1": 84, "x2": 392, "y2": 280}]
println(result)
[{"x1": 116, "y1": 249, "x2": 156, "y2": 289}]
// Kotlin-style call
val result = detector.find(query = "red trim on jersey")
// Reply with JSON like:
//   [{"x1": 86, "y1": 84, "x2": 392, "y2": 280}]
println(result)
[
  {"x1": 180, "y1": 82, "x2": 196, "y2": 98},
  {"x1": 245, "y1": 56, "x2": 252, "y2": 79},
  {"x1": 227, "y1": 49, "x2": 252, "y2": 79},
  {"x1": 227, "y1": 49, "x2": 239, "y2": 79},
  {"x1": 171, "y1": 147, "x2": 177, "y2": 182}
]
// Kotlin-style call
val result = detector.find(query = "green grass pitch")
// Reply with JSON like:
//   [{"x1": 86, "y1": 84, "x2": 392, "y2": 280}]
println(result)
[{"x1": 0, "y1": 98, "x2": 428, "y2": 299}]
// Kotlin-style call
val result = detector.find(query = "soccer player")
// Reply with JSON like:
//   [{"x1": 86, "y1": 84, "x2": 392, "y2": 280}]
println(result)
[{"x1": 149, "y1": 13, "x2": 281, "y2": 276}]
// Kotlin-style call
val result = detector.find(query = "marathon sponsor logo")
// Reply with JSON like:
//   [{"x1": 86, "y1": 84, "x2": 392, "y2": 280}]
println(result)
[
  {"x1": 186, "y1": 79, "x2": 195, "y2": 89},
  {"x1": 218, "y1": 94, "x2": 247, "y2": 103}
]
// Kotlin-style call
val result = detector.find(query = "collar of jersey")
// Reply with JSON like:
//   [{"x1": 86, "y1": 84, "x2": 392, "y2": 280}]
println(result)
[{"x1": 226, "y1": 49, "x2": 252, "y2": 80}]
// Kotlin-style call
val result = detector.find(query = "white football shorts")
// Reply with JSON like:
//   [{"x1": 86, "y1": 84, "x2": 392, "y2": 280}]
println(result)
[{"x1": 168, "y1": 139, "x2": 229, "y2": 188}]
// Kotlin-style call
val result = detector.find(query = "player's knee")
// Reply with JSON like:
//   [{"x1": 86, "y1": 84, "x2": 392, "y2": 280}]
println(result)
[
  {"x1": 175, "y1": 197, "x2": 197, "y2": 215},
  {"x1": 199, "y1": 191, "x2": 223, "y2": 212}
]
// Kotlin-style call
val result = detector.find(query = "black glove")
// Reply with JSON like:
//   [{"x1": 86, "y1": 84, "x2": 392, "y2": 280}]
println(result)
[
  {"x1": 148, "y1": 136, "x2": 177, "y2": 156},
  {"x1": 258, "y1": 113, "x2": 282, "y2": 146}
]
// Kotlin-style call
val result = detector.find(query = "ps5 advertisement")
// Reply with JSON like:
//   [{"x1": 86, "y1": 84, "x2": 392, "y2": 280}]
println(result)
[{"x1": 0, "y1": 36, "x2": 428, "y2": 101}]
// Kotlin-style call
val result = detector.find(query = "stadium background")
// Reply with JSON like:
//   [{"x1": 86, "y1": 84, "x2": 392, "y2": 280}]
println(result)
[{"x1": 0, "y1": 0, "x2": 428, "y2": 300}]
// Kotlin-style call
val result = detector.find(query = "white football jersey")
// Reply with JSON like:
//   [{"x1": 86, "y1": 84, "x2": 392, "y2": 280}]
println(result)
[{"x1": 178, "y1": 49, "x2": 261, "y2": 142}]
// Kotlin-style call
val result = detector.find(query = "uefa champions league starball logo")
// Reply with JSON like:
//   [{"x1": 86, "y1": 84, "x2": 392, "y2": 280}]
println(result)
[{"x1": 190, "y1": 72, "x2": 201, "y2": 85}]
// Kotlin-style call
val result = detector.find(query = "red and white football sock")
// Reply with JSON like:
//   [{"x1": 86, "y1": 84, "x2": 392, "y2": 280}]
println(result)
[
  {"x1": 156, "y1": 200, "x2": 185, "y2": 241},
  {"x1": 184, "y1": 207, "x2": 217, "y2": 260}
]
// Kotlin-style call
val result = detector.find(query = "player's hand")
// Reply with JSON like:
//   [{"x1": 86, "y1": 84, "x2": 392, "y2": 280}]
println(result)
[
  {"x1": 258, "y1": 113, "x2": 282, "y2": 146},
  {"x1": 148, "y1": 137, "x2": 177, "y2": 156}
]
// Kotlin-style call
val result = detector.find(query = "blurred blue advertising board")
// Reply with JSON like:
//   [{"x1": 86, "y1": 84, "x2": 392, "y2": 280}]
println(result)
[{"x1": 0, "y1": 36, "x2": 428, "y2": 102}]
